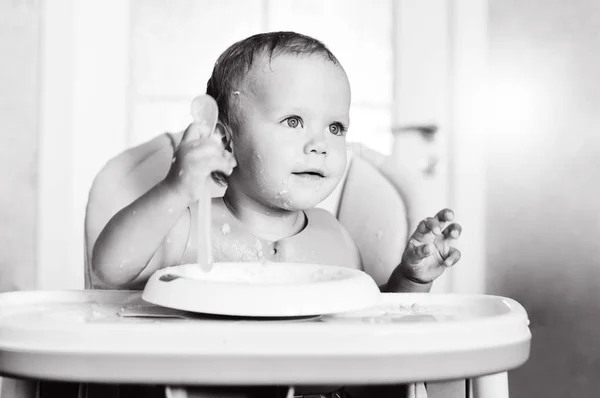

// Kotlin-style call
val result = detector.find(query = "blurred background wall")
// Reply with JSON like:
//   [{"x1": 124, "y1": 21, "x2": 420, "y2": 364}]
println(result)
[
  {"x1": 0, "y1": 1, "x2": 39, "y2": 292},
  {"x1": 1, "y1": 0, "x2": 599, "y2": 396},
  {"x1": 486, "y1": 0, "x2": 600, "y2": 396}
]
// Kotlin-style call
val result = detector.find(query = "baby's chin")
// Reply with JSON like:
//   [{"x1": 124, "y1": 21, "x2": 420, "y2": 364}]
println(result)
[{"x1": 271, "y1": 188, "x2": 336, "y2": 211}]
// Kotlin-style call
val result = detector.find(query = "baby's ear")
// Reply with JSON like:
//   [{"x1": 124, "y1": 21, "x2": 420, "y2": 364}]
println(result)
[{"x1": 215, "y1": 121, "x2": 234, "y2": 155}]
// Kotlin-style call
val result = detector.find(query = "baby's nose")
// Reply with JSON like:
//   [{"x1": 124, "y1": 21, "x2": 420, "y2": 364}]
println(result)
[{"x1": 304, "y1": 130, "x2": 328, "y2": 155}]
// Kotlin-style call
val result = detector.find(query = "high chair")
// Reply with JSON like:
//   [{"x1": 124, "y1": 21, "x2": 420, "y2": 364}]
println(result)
[
  {"x1": 1, "y1": 132, "x2": 526, "y2": 398},
  {"x1": 82, "y1": 132, "x2": 511, "y2": 398}
]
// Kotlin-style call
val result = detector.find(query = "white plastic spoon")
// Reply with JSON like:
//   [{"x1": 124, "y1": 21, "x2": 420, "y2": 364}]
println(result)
[{"x1": 190, "y1": 95, "x2": 219, "y2": 272}]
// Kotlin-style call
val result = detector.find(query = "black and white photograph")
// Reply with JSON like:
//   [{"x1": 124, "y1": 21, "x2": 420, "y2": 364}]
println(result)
[{"x1": 0, "y1": 1, "x2": 597, "y2": 397}]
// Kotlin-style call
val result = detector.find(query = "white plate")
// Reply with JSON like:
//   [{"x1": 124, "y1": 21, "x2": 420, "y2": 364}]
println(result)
[{"x1": 142, "y1": 262, "x2": 382, "y2": 317}]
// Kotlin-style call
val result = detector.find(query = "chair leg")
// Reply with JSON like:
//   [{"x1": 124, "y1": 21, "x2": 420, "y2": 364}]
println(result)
[
  {"x1": 165, "y1": 386, "x2": 188, "y2": 398},
  {"x1": 0, "y1": 377, "x2": 39, "y2": 398},
  {"x1": 285, "y1": 386, "x2": 295, "y2": 398},
  {"x1": 405, "y1": 382, "x2": 428, "y2": 398},
  {"x1": 164, "y1": 386, "x2": 293, "y2": 398},
  {"x1": 471, "y1": 372, "x2": 508, "y2": 398},
  {"x1": 426, "y1": 380, "x2": 466, "y2": 398}
]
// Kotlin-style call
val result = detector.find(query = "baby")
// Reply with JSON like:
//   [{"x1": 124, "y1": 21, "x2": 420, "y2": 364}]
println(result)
[
  {"x1": 92, "y1": 31, "x2": 462, "y2": 397},
  {"x1": 92, "y1": 31, "x2": 461, "y2": 292}
]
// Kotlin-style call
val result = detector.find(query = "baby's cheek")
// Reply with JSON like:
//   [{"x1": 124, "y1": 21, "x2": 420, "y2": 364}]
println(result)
[
  {"x1": 272, "y1": 175, "x2": 295, "y2": 208},
  {"x1": 328, "y1": 146, "x2": 347, "y2": 173},
  {"x1": 241, "y1": 152, "x2": 271, "y2": 185},
  {"x1": 279, "y1": 143, "x2": 298, "y2": 160},
  {"x1": 327, "y1": 162, "x2": 346, "y2": 189}
]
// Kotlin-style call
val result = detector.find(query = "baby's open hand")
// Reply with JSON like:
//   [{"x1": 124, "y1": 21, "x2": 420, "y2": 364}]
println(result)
[
  {"x1": 399, "y1": 209, "x2": 462, "y2": 284},
  {"x1": 165, "y1": 122, "x2": 237, "y2": 203}
]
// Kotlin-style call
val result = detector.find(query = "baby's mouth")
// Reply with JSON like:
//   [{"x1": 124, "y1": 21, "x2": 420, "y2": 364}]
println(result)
[{"x1": 292, "y1": 170, "x2": 325, "y2": 179}]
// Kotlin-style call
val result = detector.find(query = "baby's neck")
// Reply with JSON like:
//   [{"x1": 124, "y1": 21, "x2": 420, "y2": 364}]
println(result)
[{"x1": 222, "y1": 190, "x2": 305, "y2": 242}]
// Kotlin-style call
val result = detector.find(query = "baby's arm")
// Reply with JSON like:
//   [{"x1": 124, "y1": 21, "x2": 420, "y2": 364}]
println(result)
[
  {"x1": 92, "y1": 123, "x2": 236, "y2": 288},
  {"x1": 91, "y1": 179, "x2": 190, "y2": 288}
]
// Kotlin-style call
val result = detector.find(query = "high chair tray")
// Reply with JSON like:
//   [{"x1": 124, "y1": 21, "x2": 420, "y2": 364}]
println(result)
[{"x1": 0, "y1": 290, "x2": 530, "y2": 385}]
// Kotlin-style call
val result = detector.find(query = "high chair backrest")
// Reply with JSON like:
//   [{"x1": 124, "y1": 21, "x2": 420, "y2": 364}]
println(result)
[{"x1": 84, "y1": 133, "x2": 411, "y2": 288}]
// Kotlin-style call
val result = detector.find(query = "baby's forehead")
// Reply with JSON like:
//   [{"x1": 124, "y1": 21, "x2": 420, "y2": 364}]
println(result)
[
  {"x1": 242, "y1": 52, "x2": 287, "y2": 89},
  {"x1": 245, "y1": 53, "x2": 345, "y2": 93},
  {"x1": 228, "y1": 51, "x2": 349, "y2": 121}
]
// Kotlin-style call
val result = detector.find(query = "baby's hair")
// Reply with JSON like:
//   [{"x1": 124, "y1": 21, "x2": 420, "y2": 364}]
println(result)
[{"x1": 206, "y1": 31, "x2": 340, "y2": 185}]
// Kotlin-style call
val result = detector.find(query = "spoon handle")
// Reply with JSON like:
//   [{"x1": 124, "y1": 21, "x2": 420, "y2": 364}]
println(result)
[{"x1": 190, "y1": 95, "x2": 219, "y2": 272}]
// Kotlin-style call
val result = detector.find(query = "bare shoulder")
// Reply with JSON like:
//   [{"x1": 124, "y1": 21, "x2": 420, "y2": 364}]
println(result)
[
  {"x1": 306, "y1": 207, "x2": 338, "y2": 222},
  {"x1": 304, "y1": 207, "x2": 345, "y2": 236},
  {"x1": 305, "y1": 208, "x2": 363, "y2": 270}
]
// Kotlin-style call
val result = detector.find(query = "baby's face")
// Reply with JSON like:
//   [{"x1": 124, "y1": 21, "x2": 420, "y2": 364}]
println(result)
[{"x1": 229, "y1": 53, "x2": 351, "y2": 211}]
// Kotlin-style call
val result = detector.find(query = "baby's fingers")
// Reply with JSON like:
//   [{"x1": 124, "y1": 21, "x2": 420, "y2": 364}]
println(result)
[
  {"x1": 412, "y1": 217, "x2": 442, "y2": 242},
  {"x1": 207, "y1": 154, "x2": 237, "y2": 176},
  {"x1": 429, "y1": 209, "x2": 456, "y2": 234},
  {"x1": 405, "y1": 243, "x2": 434, "y2": 264},
  {"x1": 413, "y1": 218, "x2": 434, "y2": 237},
  {"x1": 436, "y1": 208, "x2": 454, "y2": 223},
  {"x1": 443, "y1": 247, "x2": 461, "y2": 267},
  {"x1": 412, "y1": 209, "x2": 457, "y2": 244},
  {"x1": 424, "y1": 217, "x2": 444, "y2": 236},
  {"x1": 180, "y1": 119, "x2": 216, "y2": 144},
  {"x1": 180, "y1": 122, "x2": 222, "y2": 146},
  {"x1": 443, "y1": 223, "x2": 462, "y2": 240}
]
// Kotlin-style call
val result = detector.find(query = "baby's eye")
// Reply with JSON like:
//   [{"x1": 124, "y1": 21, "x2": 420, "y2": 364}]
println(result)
[
  {"x1": 283, "y1": 116, "x2": 303, "y2": 129},
  {"x1": 328, "y1": 122, "x2": 347, "y2": 136}
]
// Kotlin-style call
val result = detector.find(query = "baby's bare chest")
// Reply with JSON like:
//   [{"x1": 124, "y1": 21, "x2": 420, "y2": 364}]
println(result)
[
  {"x1": 209, "y1": 220, "x2": 358, "y2": 270},
  {"x1": 210, "y1": 222, "x2": 327, "y2": 265},
  {"x1": 181, "y1": 201, "x2": 360, "y2": 270}
]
